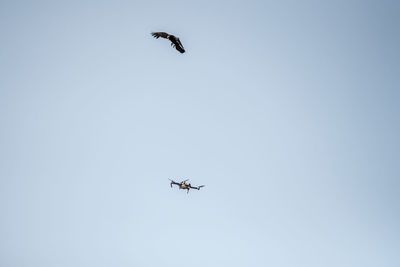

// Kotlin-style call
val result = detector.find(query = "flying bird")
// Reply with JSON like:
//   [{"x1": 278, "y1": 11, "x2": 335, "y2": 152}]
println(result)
[{"x1": 151, "y1": 32, "x2": 185, "y2": 53}]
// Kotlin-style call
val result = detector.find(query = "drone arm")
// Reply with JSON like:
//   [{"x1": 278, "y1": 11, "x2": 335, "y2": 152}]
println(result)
[
  {"x1": 189, "y1": 185, "x2": 205, "y2": 190},
  {"x1": 169, "y1": 179, "x2": 178, "y2": 188}
]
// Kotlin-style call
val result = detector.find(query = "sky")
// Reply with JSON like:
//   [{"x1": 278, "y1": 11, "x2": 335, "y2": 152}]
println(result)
[{"x1": 0, "y1": 0, "x2": 399, "y2": 266}]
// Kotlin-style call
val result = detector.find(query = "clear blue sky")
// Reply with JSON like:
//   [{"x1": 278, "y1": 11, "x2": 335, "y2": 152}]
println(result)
[{"x1": 1, "y1": 0, "x2": 399, "y2": 266}]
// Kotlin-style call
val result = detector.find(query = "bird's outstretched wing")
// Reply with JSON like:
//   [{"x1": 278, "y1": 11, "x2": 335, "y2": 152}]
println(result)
[
  {"x1": 151, "y1": 32, "x2": 169, "y2": 39},
  {"x1": 175, "y1": 38, "x2": 184, "y2": 49},
  {"x1": 173, "y1": 41, "x2": 185, "y2": 53},
  {"x1": 169, "y1": 36, "x2": 185, "y2": 53}
]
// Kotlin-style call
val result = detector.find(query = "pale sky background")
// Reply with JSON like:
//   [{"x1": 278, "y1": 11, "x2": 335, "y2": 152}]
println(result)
[{"x1": 1, "y1": 0, "x2": 399, "y2": 266}]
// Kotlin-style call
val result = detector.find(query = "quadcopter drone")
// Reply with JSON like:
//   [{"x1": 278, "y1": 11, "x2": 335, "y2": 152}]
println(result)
[{"x1": 169, "y1": 179, "x2": 205, "y2": 193}]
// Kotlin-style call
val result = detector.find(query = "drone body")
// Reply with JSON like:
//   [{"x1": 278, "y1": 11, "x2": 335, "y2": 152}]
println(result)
[{"x1": 169, "y1": 179, "x2": 204, "y2": 193}]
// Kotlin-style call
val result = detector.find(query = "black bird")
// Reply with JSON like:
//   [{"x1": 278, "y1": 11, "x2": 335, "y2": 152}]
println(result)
[{"x1": 151, "y1": 32, "x2": 185, "y2": 53}]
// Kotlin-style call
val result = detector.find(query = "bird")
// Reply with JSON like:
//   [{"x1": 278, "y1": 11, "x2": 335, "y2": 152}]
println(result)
[{"x1": 151, "y1": 32, "x2": 185, "y2": 53}]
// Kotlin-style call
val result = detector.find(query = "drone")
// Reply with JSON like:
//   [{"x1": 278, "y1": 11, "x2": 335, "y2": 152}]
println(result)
[{"x1": 169, "y1": 179, "x2": 205, "y2": 193}]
